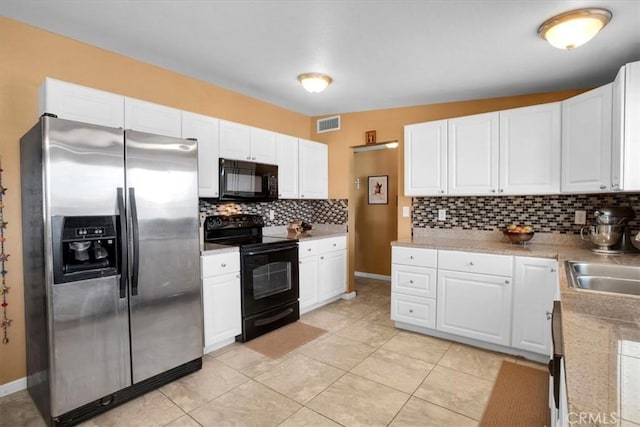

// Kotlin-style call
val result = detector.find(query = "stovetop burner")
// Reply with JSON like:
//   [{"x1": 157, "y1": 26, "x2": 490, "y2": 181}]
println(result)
[{"x1": 204, "y1": 214, "x2": 296, "y2": 250}]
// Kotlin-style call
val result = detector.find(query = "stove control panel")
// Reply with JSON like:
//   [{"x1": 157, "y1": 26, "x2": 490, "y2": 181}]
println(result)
[{"x1": 205, "y1": 214, "x2": 265, "y2": 230}]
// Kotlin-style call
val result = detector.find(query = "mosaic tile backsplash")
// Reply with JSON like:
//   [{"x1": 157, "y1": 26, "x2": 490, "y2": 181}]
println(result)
[
  {"x1": 412, "y1": 193, "x2": 640, "y2": 234},
  {"x1": 199, "y1": 199, "x2": 348, "y2": 226}
]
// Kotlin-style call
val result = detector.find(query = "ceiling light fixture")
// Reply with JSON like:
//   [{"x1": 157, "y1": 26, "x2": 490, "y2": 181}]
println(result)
[
  {"x1": 297, "y1": 73, "x2": 333, "y2": 93},
  {"x1": 538, "y1": 8, "x2": 612, "y2": 50}
]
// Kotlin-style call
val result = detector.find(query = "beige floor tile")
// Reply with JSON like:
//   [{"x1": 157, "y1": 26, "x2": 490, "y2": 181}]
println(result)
[
  {"x1": 160, "y1": 358, "x2": 249, "y2": 412},
  {"x1": 215, "y1": 345, "x2": 286, "y2": 378},
  {"x1": 413, "y1": 366, "x2": 493, "y2": 420},
  {"x1": 334, "y1": 319, "x2": 398, "y2": 347},
  {"x1": 389, "y1": 396, "x2": 478, "y2": 427},
  {"x1": 0, "y1": 390, "x2": 45, "y2": 427},
  {"x1": 362, "y1": 309, "x2": 396, "y2": 329},
  {"x1": 299, "y1": 334, "x2": 377, "y2": 371},
  {"x1": 190, "y1": 380, "x2": 300, "y2": 427},
  {"x1": 353, "y1": 292, "x2": 391, "y2": 308},
  {"x1": 322, "y1": 299, "x2": 380, "y2": 319},
  {"x1": 351, "y1": 348, "x2": 434, "y2": 394},
  {"x1": 278, "y1": 407, "x2": 342, "y2": 426},
  {"x1": 306, "y1": 373, "x2": 409, "y2": 427},
  {"x1": 255, "y1": 353, "x2": 345, "y2": 404},
  {"x1": 438, "y1": 343, "x2": 515, "y2": 380},
  {"x1": 381, "y1": 330, "x2": 452, "y2": 363},
  {"x1": 164, "y1": 414, "x2": 201, "y2": 427},
  {"x1": 204, "y1": 342, "x2": 241, "y2": 359},
  {"x1": 300, "y1": 308, "x2": 359, "y2": 332},
  {"x1": 80, "y1": 390, "x2": 185, "y2": 427}
]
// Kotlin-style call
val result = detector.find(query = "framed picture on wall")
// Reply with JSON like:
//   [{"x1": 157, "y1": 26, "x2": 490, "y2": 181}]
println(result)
[{"x1": 368, "y1": 175, "x2": 388, "y2": 205}]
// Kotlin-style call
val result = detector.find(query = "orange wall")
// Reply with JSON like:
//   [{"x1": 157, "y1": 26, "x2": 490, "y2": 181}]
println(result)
[{"x1": 0, "y1": 16, "x2": 310, "y2": 386}]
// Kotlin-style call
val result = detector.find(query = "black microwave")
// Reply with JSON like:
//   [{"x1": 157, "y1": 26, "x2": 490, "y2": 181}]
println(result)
[{"x1": 219, "y1": 158, "x2": 278, "y2": 202}]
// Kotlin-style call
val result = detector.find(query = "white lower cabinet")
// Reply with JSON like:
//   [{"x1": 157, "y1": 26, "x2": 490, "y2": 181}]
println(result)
[
  {"x1": 299, "y1": 236, "x2": 347, "y2": 314},
  {"x1": 391, "y1": 293, "x2": 436, "y2": 328},
  {"x1": 512, "y1": 257, "x2": 558, "y2": 355},
  {"x1": 436, "y1": 270, "x2": 513, "y2": 346},
  {"x1": 201, "y1": 252, "x2": 241, "y2": 353}
]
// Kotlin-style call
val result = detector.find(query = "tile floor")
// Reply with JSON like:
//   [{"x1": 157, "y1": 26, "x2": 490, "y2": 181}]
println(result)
[{"x1": 0, "y1": 278, "x2": 546, "y2": 427}]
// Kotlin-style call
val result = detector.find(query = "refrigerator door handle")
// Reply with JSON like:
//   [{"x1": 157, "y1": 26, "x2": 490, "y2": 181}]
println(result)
[
  {"x1": 117, "y1": 188, "x2": 128, "y2": 298},
  {"x1": 129, "y1": 187, "x2": 140, "y2": 296}
]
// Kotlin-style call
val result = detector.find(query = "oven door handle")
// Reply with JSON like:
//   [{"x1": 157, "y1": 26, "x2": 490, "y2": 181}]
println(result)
[{"x1": 244, "y1": 245, "x2": 297, "y2": 256}]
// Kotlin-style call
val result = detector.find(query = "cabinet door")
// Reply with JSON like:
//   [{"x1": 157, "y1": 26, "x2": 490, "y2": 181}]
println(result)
[
  {"x1": 499, "y1": 103, "x2": 561, "y2": 194},
  {"x1": 448, "y1": 112, "x2": 499, "y2": 195},
  {"x1": 512, "y1": 257, "x2": 558, "y2": 355},
  {"x1": 318, "y1": 250, "x2": 346, "y2": 301},
  {"x1": 276, "y1": 134, "x2": 299, "y2": 198},
  {"x1": 437, "y1": 270, "x2": 512, "y2": 346},
  {"x1": 561, "y1": 84, "x2": 612, "y2": 193},
  {"x1": 39, "y1": 78, "x2": 124, "y2": 128},
  {"x1": 299, "y1": 255, "x2": 319, "y2": 313},
  {"x1": 250, "y1": 127, "x2": 278, "y2": 164},
  {"x1": 404, "y1": 121, "x2": 447, "y2": 195},
  {"x1": 613, "y1": 61, "x2": 640, "y2": 192},
  {"x1": 299, "y1": 139, "x2": 328, "y2": 199},
  {"x1": 202, "y1": 272, "x2": 241, "y2": 351},
  {"x1": 124, "y1": 97, "x2": 182, "y2": 137},
  {"x1": 182, "y1": 112, "x2": 220, "y2": 198},
  {"x1": 219, "y1": 120, "x2": 251, "y2": 161}
]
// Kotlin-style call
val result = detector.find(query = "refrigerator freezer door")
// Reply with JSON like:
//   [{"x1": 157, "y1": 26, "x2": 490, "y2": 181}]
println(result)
[
  {"x1": 125, "y1": 131, "x2": 202, "y2": 383},
  {"x1": 44, "y1": 117, "x2": 131, "y2": 416}
]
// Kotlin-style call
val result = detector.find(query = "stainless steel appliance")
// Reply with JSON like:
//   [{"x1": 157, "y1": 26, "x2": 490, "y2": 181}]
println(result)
[
  {"x1": 204, "y1": 214, "x2": 299, "y2": 341},
  {"x1": 580, "y1": 206, "x2": 639, "y2": 254},
  {"x1": 218, "y1": 158, "x2": 278, "y2": 202},
  {"x1": 21, "y1": 115, "x2": 203, "y2": 426}
]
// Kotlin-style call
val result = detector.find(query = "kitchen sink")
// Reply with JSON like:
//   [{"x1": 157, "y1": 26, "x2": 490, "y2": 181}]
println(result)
[{"x1": 566, "y1": 262, "x2": 640, "y2": 296}]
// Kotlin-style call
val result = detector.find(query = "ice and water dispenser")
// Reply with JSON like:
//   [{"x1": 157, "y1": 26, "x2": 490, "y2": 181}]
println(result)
[{"x1": 51, "y1": 216, "x2": 120, "y2": 284}]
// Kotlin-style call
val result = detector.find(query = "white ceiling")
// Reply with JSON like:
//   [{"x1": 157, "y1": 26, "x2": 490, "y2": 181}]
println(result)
[{"x1": 2, "y1": 1, "x2": 639, "y2": 116}]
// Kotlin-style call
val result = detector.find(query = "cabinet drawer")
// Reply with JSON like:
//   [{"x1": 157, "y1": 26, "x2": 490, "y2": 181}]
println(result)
[
  {"x1": 317, "y1": 236, "x2": 347, "y2": 253},
  {"x1": 299, "y1": 240, "x2": 319, "y2": 258},
  {"x1": 391, "y1": 293, "x2": 436, "y2": 329},
  {"x1": 392, "y1": 246, "x2": 437, "y2": 268},
  {"x1": 392, "y1": 265, "x2": 437, "y2": 298},
  {"x1": 201, "y1": 252, "x2": 240, "y2": 278},
  {"x1": 438, "y1": 250, "x2": 513, "y2": 276}
]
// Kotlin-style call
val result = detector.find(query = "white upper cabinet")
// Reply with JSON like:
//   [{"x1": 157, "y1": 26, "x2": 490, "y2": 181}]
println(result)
[
  {"x1": 499, "y1": 103, "x2": 561, "y2": 194},
  {"x1": 39, "y1": 78, "x2": 124, "y2": 128},
  {"x1": 299, "y1": 139, "x2": 328, "y2": 199},
  {"x1": 219, "y1": 120, "x2": 277, "y2": 165},
  {"x1": 612, "y1": 60, "x2": 640, "y2": 192},
  {"x1": 218, "y1": 120, "x2": 251, "y2": 160},
  {"x1": 561, "y1": 84, "x2": 613, "y2": 193},
  {"x1": 124, "y1": 97, "x2": 182, "y2": 137},
  {"x1": 448, "y1": 112, "x2": 499, "y2": 195},
  {"x1": 182, "y1": 111, "x2": 220, "y2": 198},
  {"x1": 404, "y1": 120, "x2": 448, "y2": 196},
  {"x1": 276, "y1": 133, "x2": 299, "y2": 199}
]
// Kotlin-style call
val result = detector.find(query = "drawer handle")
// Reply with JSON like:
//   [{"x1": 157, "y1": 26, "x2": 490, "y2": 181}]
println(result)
[
  {"x1": 546, "y1": 311, "x2": 552, "y2": 320},
  {"x1": 307, "y1": 248, "x2": 312, "y2": 251},
  {"x1": 320, "y1": 256, "x2": 324, "y2": 260},
  {"x1": 468, "y1": 262, "x2": 474, "y2": 266},
  {"x1": 409, "y1": 280, "x2": 414, "y2": 284},
  {"x1": 409, "y1": 309, "x2": 413, "y2": 313},
  {"x1": 410, "y1": 256, "x2": 414, "y2": 260},
  {"x1": 221, "y1": 263, "x2": 227, "y2": 267},
  {"x1": 504, "y1": 280, "x2": 510, "y2": 284},
  {"x1": 332, "y1": 243, "x2": 337, "y2": 247},
  {"x1": 550, "y1": 268, "x2": 556, "y2": 273}
]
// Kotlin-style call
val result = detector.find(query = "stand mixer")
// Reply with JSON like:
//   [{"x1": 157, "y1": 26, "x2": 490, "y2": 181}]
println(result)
[{"x1": 580, "y1": 206, "x2": 639, "y2": 254}]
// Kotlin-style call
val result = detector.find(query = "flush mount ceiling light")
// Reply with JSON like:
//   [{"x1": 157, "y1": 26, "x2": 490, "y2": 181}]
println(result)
[
  {"x1": 538, "y1": 8, "x2": 612, "y2": 50},
  {"x1": 297, "y1": 73, "x2": 333, "y2": 93}
]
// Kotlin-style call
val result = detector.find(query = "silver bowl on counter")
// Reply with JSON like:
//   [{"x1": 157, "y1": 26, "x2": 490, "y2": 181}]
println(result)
[{"x1": 580, "y1": 224, "x2": 623, "y2": 250}]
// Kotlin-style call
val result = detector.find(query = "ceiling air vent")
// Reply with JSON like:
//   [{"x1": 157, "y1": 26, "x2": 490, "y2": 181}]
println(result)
[{"x1": 317, "y1": 115, "x2": 340, "y2": 133}]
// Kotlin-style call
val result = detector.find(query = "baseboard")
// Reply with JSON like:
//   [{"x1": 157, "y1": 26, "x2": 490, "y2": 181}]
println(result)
[
  {"x1": 354, "y1": 271, "x2": 391, "y2": 281},
  {"x1": 341, "y1": 291, "x2": 356, "y2": 300},
  {"x1": 0, "y1": 376, "x2": 27, "y2": 397}
]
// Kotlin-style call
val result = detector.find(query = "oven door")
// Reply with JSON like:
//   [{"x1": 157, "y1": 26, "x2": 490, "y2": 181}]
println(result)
[{"x1": 241, "y1": 243, "x2": 299, "y2": 317}]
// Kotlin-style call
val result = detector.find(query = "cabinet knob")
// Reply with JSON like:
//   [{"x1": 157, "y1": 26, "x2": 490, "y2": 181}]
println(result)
[
  {"x1": 440, "y1": 190, "x2": 445, "y2": 194},
  {"x1": 468, "y1": 261, "x2": 474, "y2": 266},
  {"x1": 332, "y1": 243, "x2": 337, "y2": 247},
  {"x1": 221, "y1": 263, "x2": 227, "y2": 267},
  {"x1": 499, "y1": 189, "x2": 504, "y2": 193},
  {"x1": 320, "y1": 256, "x2": 324, "y2": 260},
  {"x1": 307, "y1": 248, "x2": 312, "y2": 251},
  {"x1": 236, "y1": 274, "x2": 240, "y2": 279},
  {"x1": 491, "y1": 189, "x2": 496, "y2": 193},
  {"x1": 550, "y1": 268, "x2": 556, "y2": 273},
  {"x1": 600, "y1": 185, "x2": 607, "y2": 190},
  {"x1": 410, "y1": 256, "x2": 414, "y2": 260},
  {"x1": 279, "y1": 194, "x2": 282, "y2": 197},
  {"x1": 301, "y1": 194, "x2": 305, "y2": 197},
  {"x1": 546, "y1": 311, "x2": 552, "y2": 320},
  {"x1": 409, "y1": 280, "x2": 414, "y2": 284},
  {"x1": 252, "y1": 157, "x2": 256, "y2": 160},
  {"x1": 299, "y1": 261, "x2": 302, "y2": 264},
  {"x1": 409, "y1": 309, "x2": 414, "y2": 313},
  {"x1": 504, "y1": 280, "x2": 510, "y2": 284},
  {"x1": 246, "y1": 156, "x2": 251, "y2": 160}
]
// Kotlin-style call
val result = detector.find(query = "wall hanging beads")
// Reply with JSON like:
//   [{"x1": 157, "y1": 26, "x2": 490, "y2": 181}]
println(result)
[{"x1": 0, "y1": 160, "x2": 12, "y2": 344}]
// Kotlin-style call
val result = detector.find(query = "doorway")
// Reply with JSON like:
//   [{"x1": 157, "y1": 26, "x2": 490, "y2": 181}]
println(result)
[{"x1": 352, "y1": 145, "x2": 398, "y2": 279}]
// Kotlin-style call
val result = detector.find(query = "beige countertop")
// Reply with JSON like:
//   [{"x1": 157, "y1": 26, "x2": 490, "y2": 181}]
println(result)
[
  {"x1": 263, "y1": 224, "x2": 347, "y2": 241},
  {"x1": 393, "y1": 230, "x2": 640, "y2": 425},
  {"x1": 200, "y1": 243, "x2": 239, "y2": 256}
]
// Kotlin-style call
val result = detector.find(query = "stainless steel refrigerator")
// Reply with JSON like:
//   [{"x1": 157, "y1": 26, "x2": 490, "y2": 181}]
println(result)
[{"x1": 21, "y1": 115, "x2": 203, "y2": 426}]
